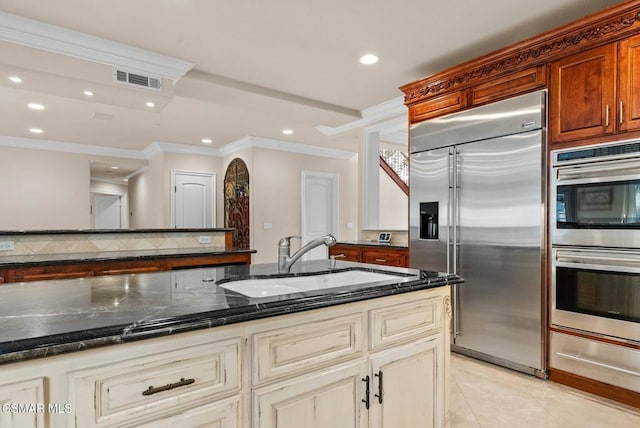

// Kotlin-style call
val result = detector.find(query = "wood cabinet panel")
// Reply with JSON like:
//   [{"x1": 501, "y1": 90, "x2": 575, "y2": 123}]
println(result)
[
  {"x1": 252, "y1": 359, "x2": 369, "y2": 428},
  {"x1": 470, "y1": 66, "x2": 546, "y2": 106},
  {"x1": 329, "y1": 246, "x2": 362, "y2": 262},
  {"x1": 362, "y1": 250, "x2": 406, "y2": 268},
  {"x1": 69, "y1": 337, "x2": 241, "y2": 428},
  {"x1": 409, "y1": 91, "x2": 467, "y2": 124},
  {"x1": 252, "y1": 313, "x2": 364, "y2": 385},
  {"x1": 618, "y1": 34, "x2": 640, "y2": 132},
  {"x1": 329, "y1": 245, "x2": 408, "y2": 268},
  {"x1": 369, "y1": 338, "x2": 442, "y2": 428},
  {"x1": 549, "y1": 44, "x2": 617, "y2": 143},
  {"x1": 2, "y1": 252, "x2": 252, "y2": 283},
  {"x1": 0, "y1": 378, "x2": 45, "y2": 428},
  {"x1": 369, "y1": 297, "x2": 442, "y2": 351},
  {"x1": 8, "y1": 267, "x2": 95, "y2": 283}
]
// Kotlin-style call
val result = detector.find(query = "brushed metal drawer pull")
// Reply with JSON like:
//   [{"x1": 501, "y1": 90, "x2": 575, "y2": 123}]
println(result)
[
  {"x1": 557, "y1": 352, "x2": 640, "y2": 378},
  {"x1": 142, "y1": 377, "x2": 195, "y2": 396},
  {"x1": 375, "y1": 259, "x2": 387, "y2": 262}
]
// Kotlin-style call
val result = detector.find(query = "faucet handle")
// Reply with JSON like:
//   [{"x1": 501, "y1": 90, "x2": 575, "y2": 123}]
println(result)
[{"x1": 278, "y1": 235, "x2": 302, "y2": 246}]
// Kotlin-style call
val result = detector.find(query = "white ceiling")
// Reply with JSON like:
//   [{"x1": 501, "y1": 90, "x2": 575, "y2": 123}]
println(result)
[{"x1": 0, "y1": 0, "x2": 624, "y2": 161}]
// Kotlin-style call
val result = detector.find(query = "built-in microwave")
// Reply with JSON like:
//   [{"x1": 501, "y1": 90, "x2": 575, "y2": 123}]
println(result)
[{"x1": 551, "y1": 140, "x2": 640, "y2": 248}]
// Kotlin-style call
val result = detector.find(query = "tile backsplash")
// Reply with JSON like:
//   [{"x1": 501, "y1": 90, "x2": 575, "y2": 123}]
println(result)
[{"x1": 0, "y1": 231, "x2": 227, "y2": 256}]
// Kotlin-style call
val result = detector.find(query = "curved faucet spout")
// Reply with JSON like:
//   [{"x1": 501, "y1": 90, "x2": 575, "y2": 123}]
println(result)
[{"x1": 278, "y1": 234, "x2": 337, "y2": 273}]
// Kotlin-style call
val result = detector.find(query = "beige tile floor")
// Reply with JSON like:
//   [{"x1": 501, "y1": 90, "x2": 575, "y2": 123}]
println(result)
[{"x1": 450, "y1": 353, "x2": 640, "y2": 427}]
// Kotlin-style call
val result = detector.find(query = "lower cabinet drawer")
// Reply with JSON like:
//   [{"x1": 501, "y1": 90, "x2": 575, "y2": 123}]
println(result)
[
  {"x1": 136, "y1": 396, "x2": 240, "y2": 428},
  {"x1": 68, "y1": 337, "x2": 241, "y2": 427},
  {"x1": 369, "y1": 296, "x2": 442, "y2": 350},
  {"x1": 329, "y1": 247, "x2": 362, "y2": 262},
  {"x1": 252, "y1": 313, "x2": 364, "y2": 384},
  {"x1": 550, "y1": 331, "x2": 640, "y2": 393},
  {"x1": 362, "y1": 250, "x2": 406, "y2": 267}
]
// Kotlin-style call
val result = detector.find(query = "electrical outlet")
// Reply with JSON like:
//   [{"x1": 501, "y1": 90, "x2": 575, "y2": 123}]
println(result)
[
  {"x1": 198, "y1": 236, "x2": 211, "y2": 244},
  {"x1": 0, "y1": 241, "x2": 15, "y2": 251},
  {"x1": 263, "y1": 222, "x2": 273, "y2": 230}
]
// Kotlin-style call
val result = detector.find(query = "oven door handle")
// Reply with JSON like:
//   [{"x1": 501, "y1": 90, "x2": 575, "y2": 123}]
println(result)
[
  {"x1": 556, "y1": 158, "x2": 640, "y2": 184},
  {"x1": 556, "y1": 352, "x2": 640, "y2": 378},
  {"x1": 554, "y1": 249, "x2": 640, "y2": 273}
]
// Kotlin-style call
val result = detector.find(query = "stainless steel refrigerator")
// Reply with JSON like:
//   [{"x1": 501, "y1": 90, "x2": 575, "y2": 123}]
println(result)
[{"x1": 409, "y1": 90, "x2": 546, "y2": 377}]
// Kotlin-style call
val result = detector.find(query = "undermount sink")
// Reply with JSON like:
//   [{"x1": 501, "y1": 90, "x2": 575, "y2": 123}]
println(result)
[{"x1": 218, "y1": 269, "x2": 407, "y2": 298}]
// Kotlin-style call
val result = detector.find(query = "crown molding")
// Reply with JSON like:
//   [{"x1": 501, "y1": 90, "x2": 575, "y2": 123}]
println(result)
[
  {"x1": 315, "y1": 96, "x2": 406, "y2": 137},
  {"x1": 248, "y1": 136, "x2": 356, "y2": 159},
  {"x1": 145, "y1": 141, "x2": 222, "y2": 157},
  {"x1": 0, "y1": 135, "x2": 147, "y2": 159},
  {"x1": 0, "y1": 11, "x2": 194, "y2": 82},
  {"x1": 0, "y1": 135, "x2": 356, "y2": 161}
]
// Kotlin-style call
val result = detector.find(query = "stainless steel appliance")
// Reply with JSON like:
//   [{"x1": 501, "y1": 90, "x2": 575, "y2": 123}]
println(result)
[
  {"x1": 551, "y1": 246, "x2": 640, "y2": 343},
  {"x1": 549, "y1": 141, "x2": 640, "y2": 393},
  {"x1": 551, "y1": 140, "x2": 640, "y2": 248},
  {"x1": 409, "y1": 90, "x2": 546, "y2": 377}
]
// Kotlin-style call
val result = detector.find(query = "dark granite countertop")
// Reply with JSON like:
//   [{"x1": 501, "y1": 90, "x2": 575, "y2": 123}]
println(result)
[
  {"x1": 0, "y1": 228, "x2": 235, "y2": 236},
  {"x1": 0, "y1": 260, "x2": 461, "y2": 365},
  {"x1": 0, "y1": 247, "x2": 256, "y2": 268},
  {"x1": 335, "y1": 240, "x2": 408, "y2": 249}
]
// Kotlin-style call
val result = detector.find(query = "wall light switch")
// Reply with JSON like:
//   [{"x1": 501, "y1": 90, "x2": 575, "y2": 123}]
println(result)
[
  {"x1": 0, "y1": 241, "x2": 15, "y2": 251},
  {"x1": 263, "y1": 222, "x2": 273, "y2": 230},
  {"x1": 198, "y1": 236, "x2": 211, "y2": 244},
  {"x1": 346, "y1": 222, "x2": 354, "y2": 230}
]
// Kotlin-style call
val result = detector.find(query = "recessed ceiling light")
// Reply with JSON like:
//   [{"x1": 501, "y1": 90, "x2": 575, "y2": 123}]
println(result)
[
  {"x1": 359, "y1": 54, "x2": 379, "y2": 65},
  {"x1": 83, "y1": 90, "x2": 94, "y2": 97},
  {"x1": 9, "y1": 76, "x2": 22, "y2": 83},
  {"x1": 29, "y1": 128, "x2": 43, "y2": 134},
  {"x1": 201, "y1": 138, "x2": 212, "y2": 144},
  {"x1": 123, "y1": 178, "x2": 128, "y2": 182},
  {"x1": 146, "y1": 101, "x2": 155, "y2": 108},
  {"x1": 111, "y1": 166, "x2": 119, "y2": 170},
  {"x1": 282, "y1": 129, "x2": 293, "y2": 135},
  {"x1": 27, "y1": 103, "x2": 45, "y2": 110}
]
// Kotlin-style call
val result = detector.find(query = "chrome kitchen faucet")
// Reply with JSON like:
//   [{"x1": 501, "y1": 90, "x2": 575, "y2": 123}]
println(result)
[{"x1": 278, "y1": 234, "x2": 336, "y2": 273}]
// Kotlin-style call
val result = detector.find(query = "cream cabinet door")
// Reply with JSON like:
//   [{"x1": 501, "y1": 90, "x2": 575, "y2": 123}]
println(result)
[
  {"x1": 0, "y1": 378, "x2": 44, "y2": 428},
  {"x1": 253, "y1": 359, "x2": 368, "y2": 428},
  {"x1": 369, "y1": 338, "x2": 443, "y2": 428}
]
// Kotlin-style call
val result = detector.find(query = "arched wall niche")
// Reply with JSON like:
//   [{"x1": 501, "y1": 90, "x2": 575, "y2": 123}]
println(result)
[{"x1": 224, "y1": 158, "x2": 250, "y2": 249}]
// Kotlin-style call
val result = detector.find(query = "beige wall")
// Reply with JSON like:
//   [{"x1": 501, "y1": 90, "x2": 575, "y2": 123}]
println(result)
[
  {"x1": 379, "y1": 168, "x2": 408, "y2": 229},
  {"x1": 0, "y1": 146, "x2": 91, "y2": 229},
  {"x1": 129, "y1": 153, "x2": 165, "y2": 228},
  {"x1": 250, "y1": 148, "x2": 358, "y2": 264}
]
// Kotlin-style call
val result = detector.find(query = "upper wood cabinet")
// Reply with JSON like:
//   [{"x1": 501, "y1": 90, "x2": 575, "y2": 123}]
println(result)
[
  {"x1": 618, "y1": 34, "x2": 640, "y2": 132},
  {"x1": 549, "y1": 35, "x2": 640, "y2": 144},
  {"x1": 549, "y1": 44, "x2": 617, "y2": 143},
  {"x1": 469, "y1": 66, "x2": 546, "y2": 107},
  {"x1": 409, "y1": 91, "x2": 467, "y2": 124}
]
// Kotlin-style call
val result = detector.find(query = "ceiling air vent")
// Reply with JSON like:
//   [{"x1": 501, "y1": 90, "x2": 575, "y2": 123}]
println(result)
[{"x1": 113, "y1": 68, "x2": 162, "y2": 92}]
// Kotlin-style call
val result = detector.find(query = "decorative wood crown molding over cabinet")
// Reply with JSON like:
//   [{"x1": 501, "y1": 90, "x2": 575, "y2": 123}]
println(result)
[
  {"x1": 401, "y1": 1, "x2": 640, "y2": 148},
  {"x1": 400, "y1": 0, "x2": 640, "y2": 409}
]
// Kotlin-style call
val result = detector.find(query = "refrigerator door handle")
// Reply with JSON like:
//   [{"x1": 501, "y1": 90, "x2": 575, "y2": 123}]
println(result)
[
  {"x1": 448, "y1": 149, "x2": 454, "y2": 275},
  {"x1": 451, "y1": 148, "x2": 461, "y2": 338}
]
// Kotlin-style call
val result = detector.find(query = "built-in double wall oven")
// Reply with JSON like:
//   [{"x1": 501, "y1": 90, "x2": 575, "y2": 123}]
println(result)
[{"x1": 550, "y1": 140, "x2": 640, "y2": 395}]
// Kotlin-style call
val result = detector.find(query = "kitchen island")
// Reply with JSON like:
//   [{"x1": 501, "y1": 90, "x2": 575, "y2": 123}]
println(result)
[{"x1": 0, "y1": 260, "x2": 461, "y2": 428}]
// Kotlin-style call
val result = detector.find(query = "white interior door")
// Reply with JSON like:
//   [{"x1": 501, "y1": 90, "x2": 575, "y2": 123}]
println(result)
[
  {"x1": 302, "y1": 171, "x2": 338, "y2": 260},
  {"x1": 173, "y1": 171, "x2": 215, "y2": 228},
  {"x1": 94, "y1": 194, "x2": 122, "y2": 229}
]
